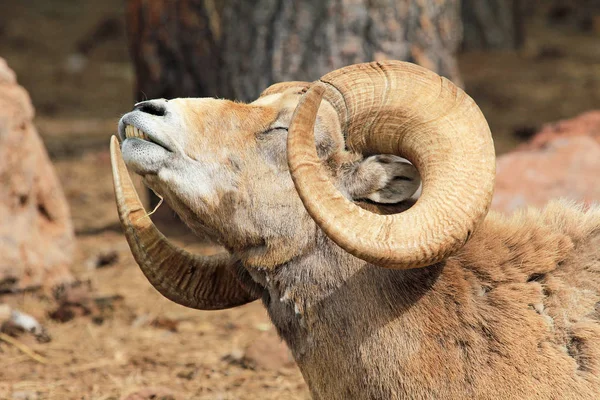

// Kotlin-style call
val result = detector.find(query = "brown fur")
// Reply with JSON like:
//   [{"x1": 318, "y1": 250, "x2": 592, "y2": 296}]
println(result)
[
  {"x1": 125, "y1": 91, "x2": 600, "y2": 399},
  {"x1": 268, "y1": 201, "x2": 600, "y2": 399}
]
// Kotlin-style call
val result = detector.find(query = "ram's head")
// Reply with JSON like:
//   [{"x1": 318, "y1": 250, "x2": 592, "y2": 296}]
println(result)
[{"x1": 111, "y1": 61, "x2": 495, "y2": 309}]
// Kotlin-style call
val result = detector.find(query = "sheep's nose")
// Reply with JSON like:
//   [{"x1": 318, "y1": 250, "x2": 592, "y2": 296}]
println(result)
[{"x1": 133, "y1": 100, "x2": 167, "y2": 117}]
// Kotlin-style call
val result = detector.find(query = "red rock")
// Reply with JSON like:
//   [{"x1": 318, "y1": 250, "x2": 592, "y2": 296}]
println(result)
[
  {"x1": 493, "y1": 113, "x2": 600, "y2": 214},
  {"x1": 520, "y1": 110, "x2": 600, "y2": 150},
  {"x1": 0, "y1": 58, "x2": 74, "y2": 291}
]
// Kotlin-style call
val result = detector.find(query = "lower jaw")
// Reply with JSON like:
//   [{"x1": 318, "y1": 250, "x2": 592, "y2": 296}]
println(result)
[{"x1": 121, "y1": 140, "x2": 170, "y2": 176}]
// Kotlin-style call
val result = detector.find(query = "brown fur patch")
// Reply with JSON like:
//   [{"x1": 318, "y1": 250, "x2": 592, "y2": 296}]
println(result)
[{"x1": 268, "y1": 201, "x2": 600, "y2": 399}]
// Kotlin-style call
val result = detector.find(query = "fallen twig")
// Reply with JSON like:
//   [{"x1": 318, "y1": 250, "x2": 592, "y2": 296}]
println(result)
[
  {"x1": 0, "y1": 332, "x2": 50, "y2": 364},
  {"x1": 67, "y1": 359, "x2": 114, "y2": 373}
]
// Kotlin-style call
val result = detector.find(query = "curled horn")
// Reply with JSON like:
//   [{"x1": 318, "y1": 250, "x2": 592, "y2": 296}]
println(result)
[
  {"x1": 287, "y1": 61, "x2": 495, "y2": 269},
  {"x1": 110, "y1": 136, "x2": 259, "y2": 309}
]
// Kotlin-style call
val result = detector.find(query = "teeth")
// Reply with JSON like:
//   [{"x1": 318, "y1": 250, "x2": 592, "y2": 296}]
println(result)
[{"x1": 125, "y1": 125, "x2": 150, "y2": 141}]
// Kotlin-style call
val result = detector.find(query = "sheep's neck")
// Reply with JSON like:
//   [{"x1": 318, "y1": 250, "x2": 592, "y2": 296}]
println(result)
[{"x1": 259, "y1": 233, "x2": 444, "y2": 396}]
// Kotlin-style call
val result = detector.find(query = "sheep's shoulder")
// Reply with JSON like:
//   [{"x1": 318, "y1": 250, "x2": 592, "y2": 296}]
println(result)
[
  {"x1": 459, "y1": 200, "x2": 600, "y2": 287},
  {"x1": 444, "y1": 200, "x2": 600, "y2": 384}
]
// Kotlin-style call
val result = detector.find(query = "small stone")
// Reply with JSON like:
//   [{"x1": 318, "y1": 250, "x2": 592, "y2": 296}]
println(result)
[
  {"x1": 255, "y1": 322, "x2": 271, "y2": 332},
  {"x1": 120, "y1": 387, "x2": 177, "y2": 400},
  {"x1": 64, "y1": 53, "x2": 88, "y2": 74},
  {"x1": 11, "y1": 391, "x2": 39, "y2": 400},
  {"x1": 0, "y1": 304, "x2": 11, "y2": 321},
  {"x1": 176, "y1": 367, "x2": 197, "y2": 380},
  {"x1": 86, "y1": 250, "x2": 119, "y2": 269}
]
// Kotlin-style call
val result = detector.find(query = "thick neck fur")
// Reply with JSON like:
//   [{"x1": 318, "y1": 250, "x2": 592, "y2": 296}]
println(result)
[
  {"x1": 260, "y1": 230, "x2": 447, "y2": 399},
  {"x1": 249, "y1": 203, "x2": 600, "y2": 399}
]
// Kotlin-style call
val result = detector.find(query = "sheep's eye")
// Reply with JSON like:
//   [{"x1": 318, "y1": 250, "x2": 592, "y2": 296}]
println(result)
[
  {"x1": 268, "y1": 126, "x2": 288, "y2": 133},
  {"x1": 257, "y1": 126, "x2": 288, "y2": 138}
]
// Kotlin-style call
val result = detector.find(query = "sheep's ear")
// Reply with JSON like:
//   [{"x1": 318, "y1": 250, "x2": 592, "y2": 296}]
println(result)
[{"x1": 346, "y1": 155, "x2": 421, "y2": 204}]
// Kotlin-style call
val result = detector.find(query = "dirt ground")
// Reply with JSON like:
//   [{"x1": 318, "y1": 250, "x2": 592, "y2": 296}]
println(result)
[{"x1": 0, "y1": 1, "x2": 598, "y2": 399}]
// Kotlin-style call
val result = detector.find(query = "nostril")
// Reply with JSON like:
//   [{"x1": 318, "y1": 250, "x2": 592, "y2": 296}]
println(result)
[{"x1": 134, "y1": 101, "x2": 167, "y2": 117}]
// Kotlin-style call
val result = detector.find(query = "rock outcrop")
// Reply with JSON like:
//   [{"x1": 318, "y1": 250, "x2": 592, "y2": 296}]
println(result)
[
  {"x1": 0, "y1": 57, "x2": 74, "y2": 292},
  {"x1": 493, "y1": 111, "x2": 600, "y2": 213}
]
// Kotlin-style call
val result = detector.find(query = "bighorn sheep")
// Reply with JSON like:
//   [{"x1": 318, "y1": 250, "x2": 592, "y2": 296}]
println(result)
[{"x1": 111, "y1": 61, "x2": 600, "y2": 399}]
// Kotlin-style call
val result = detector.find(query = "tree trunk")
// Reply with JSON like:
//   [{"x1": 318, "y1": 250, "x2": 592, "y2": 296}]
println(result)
[
  {"x1": 126, "y1": 0, "x2": 463, "y2": 102},
  {"x1": 125, "y1": 0, "x2": 463, "y2": 214},
  {"x1": 461, "y1": 0, "x2": 524, "y2": 50}
]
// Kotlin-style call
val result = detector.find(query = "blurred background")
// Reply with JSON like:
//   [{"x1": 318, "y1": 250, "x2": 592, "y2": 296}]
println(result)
[{"x1": 0, "y1": 1, "x2": 599, "y2": 399}]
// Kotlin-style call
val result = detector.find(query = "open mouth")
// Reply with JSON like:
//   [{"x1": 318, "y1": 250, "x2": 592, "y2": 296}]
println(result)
[
  {"x1": 120, "y1": 123, "x2": 172, "y2": 152},
  {"x1": 124, "y1": 125, "x2": 151, "y2": 141}
]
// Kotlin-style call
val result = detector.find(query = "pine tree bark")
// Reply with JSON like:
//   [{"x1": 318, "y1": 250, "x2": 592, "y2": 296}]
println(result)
[{"x1": 126, "y1": 0, "x2": 463, "y2": 103}]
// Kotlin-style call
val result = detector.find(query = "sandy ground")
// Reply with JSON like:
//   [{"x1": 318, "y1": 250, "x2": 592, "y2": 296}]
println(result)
[
  {"x1": 1, "y1": 150, "x2": 309, "y2": 399},
  {"x1": 0, "y1": 1, "x2": 598, "y2": 399}
]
